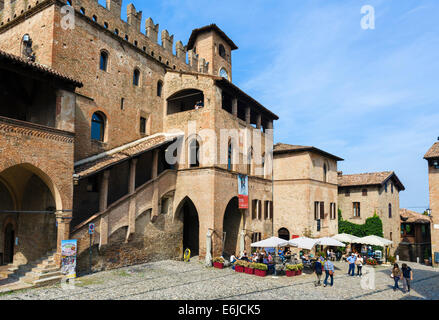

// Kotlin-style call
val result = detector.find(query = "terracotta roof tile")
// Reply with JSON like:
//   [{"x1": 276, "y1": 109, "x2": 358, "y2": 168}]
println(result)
[
  {"x1": 400, "y1": 208, "x2": 431, "y2": 224},
  {"x1": 424, "y1": 142, "x2": 439, "y2": 159},
  {"x1": 338, "y1": 171, "x2": 405, "y2": 191},
  {"x1": 74, "y1": 134, "x2": 177, "y2": 178},
  {"x1": 273, "y1": 143, "x2": 343, "y2": 161},
  {"x1": 0, "y1": 49, "x2": 82, "y2": 87}
]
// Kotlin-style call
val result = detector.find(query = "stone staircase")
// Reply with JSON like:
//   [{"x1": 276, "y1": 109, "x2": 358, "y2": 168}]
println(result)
[{"x1": 0, "y1": 251, "x2": 64, "y2": 288}]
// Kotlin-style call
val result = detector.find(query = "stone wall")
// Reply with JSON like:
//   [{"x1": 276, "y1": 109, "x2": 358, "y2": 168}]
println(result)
[
  {"x1": 273, "y1": 151, "x2": 339, "y2": 240},
  {"x1": 429, "y1": 164, "x2": 439, "y2": 266}
]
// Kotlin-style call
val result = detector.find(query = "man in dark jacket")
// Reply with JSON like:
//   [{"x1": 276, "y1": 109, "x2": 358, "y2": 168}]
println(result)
[{"x1": 314, "y1": 258, "x2": 323, "y2": 286}]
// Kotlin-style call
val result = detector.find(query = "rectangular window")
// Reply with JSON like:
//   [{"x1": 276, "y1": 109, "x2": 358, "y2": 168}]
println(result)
[
  {"x1": 252, "y1": 200, "x2": 257, "y2": 220},
  {"x1": 264, "y1": 201, "x2": 269, "y2": 220},
  {"x1": 320, "y1": 202, "x2": 325, "y2": 220},
  {"x1": 140, "y1": 117, "x2": 146, "y2": 134},
  {"x1": 353, "y1": 202, "x2": 360, "y2": 217},
  {"x1": 362, "y1": 189, "x2": 368, "y2": 196},
  {"x1": 252, "y1": 232, "x2": 261, "y2": 243},
  {"x1": 345, "y1": 189, "x2": 350, "y2": 197},
  {"x1": 258, "y1": 200, "x2": 262, "y2": 220},
  {"x1": 330, "y1": 203, "x2": 336, "y2": 220},
  {"x1": 121, "y1": 97, "x2": 125, "y2": 110},
  {"x1": 314, "y1": 202, "x2": 320, "y2": 220}
]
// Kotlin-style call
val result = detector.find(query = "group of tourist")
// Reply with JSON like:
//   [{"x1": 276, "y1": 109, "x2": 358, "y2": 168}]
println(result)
[
  {"x1": 313, "y1": 254, "x2": 335, "y2": 287},
  {"x1": 346, "y1": 252, "x2": 364, "y2": 277},
  {"x1": 230, "y1": 250, "x2": 274, "y2": 265},
  {"x1": 391, "y1": 263, "x2": 414, "y2": 293}
]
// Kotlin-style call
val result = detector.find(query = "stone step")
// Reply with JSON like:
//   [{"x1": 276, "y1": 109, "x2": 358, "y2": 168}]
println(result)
[
  {"x1": 32, "y1": 275, "x2": 64, "y2": 288},
  {"x1": 21, "y1": 270, "x2": 62, "y2": 283},
  {"x1": 31, "y1": 266, "x2": 60, "y2": 274}
]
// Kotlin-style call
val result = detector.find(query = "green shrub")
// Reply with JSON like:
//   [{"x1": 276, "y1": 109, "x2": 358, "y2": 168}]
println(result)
[
  {"x1": 338, "y1": 210, "x2": 384, "y2": 238},
  {"x1": 296, "y1": 263, "x2": 304, "y2": 270},
  {"x1": 234, "y1": 260, "x2": 248, "y2": 267},
  {"x1": 285, "y1": 264, "x2": 297, "y2": 271},
  {"x1": 213, "y1": 257, "x2": 224, "y2": 263},
  {"x1": 387, "y1": 255, "x2": 396, "y2": 264},
  {"x1": 250, "y1": 263, "x2": 268, "y2": 271}
]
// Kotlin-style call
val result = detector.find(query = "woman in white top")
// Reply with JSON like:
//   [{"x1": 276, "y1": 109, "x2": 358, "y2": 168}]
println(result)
[{"x1": 356, "y1": 255, "x2": 364, "y2": 277}]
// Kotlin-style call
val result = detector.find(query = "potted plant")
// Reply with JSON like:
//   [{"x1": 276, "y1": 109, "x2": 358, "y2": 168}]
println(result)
[
  {"x1": 213, "y1": 257, "x2": 225, "y2": 269},
  {"x1": 251, "y1": 263, "x2": 268, "y2": 277},
  {"x1": 296, "y1": 263, "x2": 304, "y2": 275},
  {"x1": 285, "y1": 264, "x2": 297, "y2": 277},
  {"x1": 234, "y1": 260, "x2": 246, "y2": 273},
  {"x1": 424, "y1": 248, "x2": 431, "y2": 266},
  {"x1": 244, "y1": 261, "x2": 254, "y2": 275},
  {"x1": 387, "y1": 255, "x2": 396, "y2": 264},
  {"x1": 366, "y1": 258, "x2": 378, "y2": 266}
]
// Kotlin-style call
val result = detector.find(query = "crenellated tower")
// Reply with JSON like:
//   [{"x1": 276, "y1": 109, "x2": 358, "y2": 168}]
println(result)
[{"x1": 186, "y1": 24, "x2": 238, "y2": 82}]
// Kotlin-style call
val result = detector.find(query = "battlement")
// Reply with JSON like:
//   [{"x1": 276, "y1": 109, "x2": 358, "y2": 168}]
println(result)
[{"x1": 0, "y1": 0, "x2": 209, "y2": 73}]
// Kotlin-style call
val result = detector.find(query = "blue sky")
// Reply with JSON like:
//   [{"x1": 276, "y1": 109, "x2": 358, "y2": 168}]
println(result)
[{"x1": 107, "y1": 0, "x2": 439, "y2": 211}]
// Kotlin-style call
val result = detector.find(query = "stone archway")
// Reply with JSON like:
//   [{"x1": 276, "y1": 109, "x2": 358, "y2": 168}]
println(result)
[
  {"x1": 222, "y1": 197, "x2": 242, "y2": 258},
  {"x1": 0, "y1": 164, "x2": 59, "y2": 265},
  {"x1": 278, "y1": 228, "x2": 290, "y2": 241},
  {"x1": 176, "y1": 197, "x2": 200, "y2": 257}
]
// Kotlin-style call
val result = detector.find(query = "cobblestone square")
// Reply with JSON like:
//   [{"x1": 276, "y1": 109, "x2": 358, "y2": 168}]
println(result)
[{"x1": 1, "y1": 260, "x2": 438, "y2": 300}]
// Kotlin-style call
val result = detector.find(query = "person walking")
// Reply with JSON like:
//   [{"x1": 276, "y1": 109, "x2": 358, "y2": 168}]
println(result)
[
  {"x1": 346, "y1": 253, "x2": 356, "y2": 276},
  {"x1": 356, "y1": 254, "x2": 364, "y2": 277},
  {"x1": 391, "y1": 263, "x2": 402, "y2": 291},
  {"x1": 401, "y1": 263, "x2": 413, "y2": 293},
  {"x1": 323, "y1": 259, "x2": 335, "y2": 287},
  {"x1": 314, "y1": 256, "x2": 323, "y2": 286}
]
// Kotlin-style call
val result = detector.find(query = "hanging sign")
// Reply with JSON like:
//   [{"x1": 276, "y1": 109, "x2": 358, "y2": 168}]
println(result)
[
  {"x1": 238, "y1": 174, "x2": 249, "y2": 209},
  {"x1": 61, "y1": 239, "x2": 77, "y2": 279}
]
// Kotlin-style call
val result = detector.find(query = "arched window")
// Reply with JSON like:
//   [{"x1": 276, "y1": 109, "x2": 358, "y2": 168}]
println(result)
[
  {"x1": 388, "y1": 203, "x2": 392, "y2": 218},
  {"x1": 278, "y1": 228, "x2": 290, "y2": 241},
  {"x1": 91, "y1": 112, "x2": 105, "y2": 141},
  {"x1": 323, "y1": 163, "x2": 328, "y2": 183},
  {"x1": 157, "y1": 80, "x2": 163, "y2": 97},
  {"x1": 133, "y1": 69, "x2": 140, "y2": 86},
  {"x1": 100, "y1": 51, "x2": 108, "y2": 71},
  {"x1": 219, "y1": 44, "x2": 226, "y2": 58},
  {"x1": 189, "y1": 139, "x2": 200, "y2": 168}
]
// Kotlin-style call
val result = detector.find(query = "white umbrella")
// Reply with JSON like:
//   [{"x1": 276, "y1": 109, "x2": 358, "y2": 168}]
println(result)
[
  {"x1": 332, "y1": 233, "x2": 360, "y2": 243},
  {"x1": 316, "y1": 237, "x2": 346, "y2": 247},
  {"x1": 352, "y1": 235, "x2": 393, "y2": 246},
  {"x1": 288, "y1": 237, "x2": 318, "y2": 250},
  {"x1": 251, "y1": 236, "x2": 289, "y2": 248}
]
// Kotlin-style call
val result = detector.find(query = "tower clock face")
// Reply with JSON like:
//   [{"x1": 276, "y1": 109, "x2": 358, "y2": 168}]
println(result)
[{"x1": 220, "y1": 68, "x2": 229, "y2": 80}]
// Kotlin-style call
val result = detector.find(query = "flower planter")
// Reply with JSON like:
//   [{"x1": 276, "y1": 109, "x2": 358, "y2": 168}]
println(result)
[
  {"x1": 296, "y1": 269, "x2": 302, "y2": 276},
  {"x1": 235, "y1": 265, "x2": 245, "y2": 273},
  {"x1": 213, "y1": 262, "x2": 224, "y2": 269},
  {"x1": 254, "y1": 269, "x2": 267, "y2": 277},
  {"x1": 245, "y1": 267, "x2": 254, "y2": 275},
  {"x1": 286, "y1": 270, "x2": 297, "y2": 277}
]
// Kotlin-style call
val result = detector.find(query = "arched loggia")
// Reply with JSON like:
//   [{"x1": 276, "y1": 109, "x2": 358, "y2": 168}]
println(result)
[
  {"x1": 176, "y1": 197, "x2": 200, "y2": 257},
  {"x1": 222, "y1": 197, "x2": 242, "y2": 258}
]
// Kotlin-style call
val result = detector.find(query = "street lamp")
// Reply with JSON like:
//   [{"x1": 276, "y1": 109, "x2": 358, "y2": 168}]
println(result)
[{"x1": 426, "y1": 208, "x2": 432, "y2": 217}]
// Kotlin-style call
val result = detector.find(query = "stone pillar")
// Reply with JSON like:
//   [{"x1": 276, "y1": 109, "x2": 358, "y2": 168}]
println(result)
[
  {"x1": 55, "y1": 212, "x2": 73, "y2": 267},
  {"x1": 99, "y1": 170, "x2": 110, "y2": 248},
  {"x1": 245, "y1": 106, "x2": 251, "y2": 125},
  {"x1": 127, "y1": 159, "x2": 138, "y2": 240},
  {"x1": 232, "y1": 98, "x2": 238, "y2": 117},
  {"x1": 151, "y1": 150, "x2": 159, "y2": 221},
  {"x1": 256, "y1": 114, "x2": 262, "y2": 129}
]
